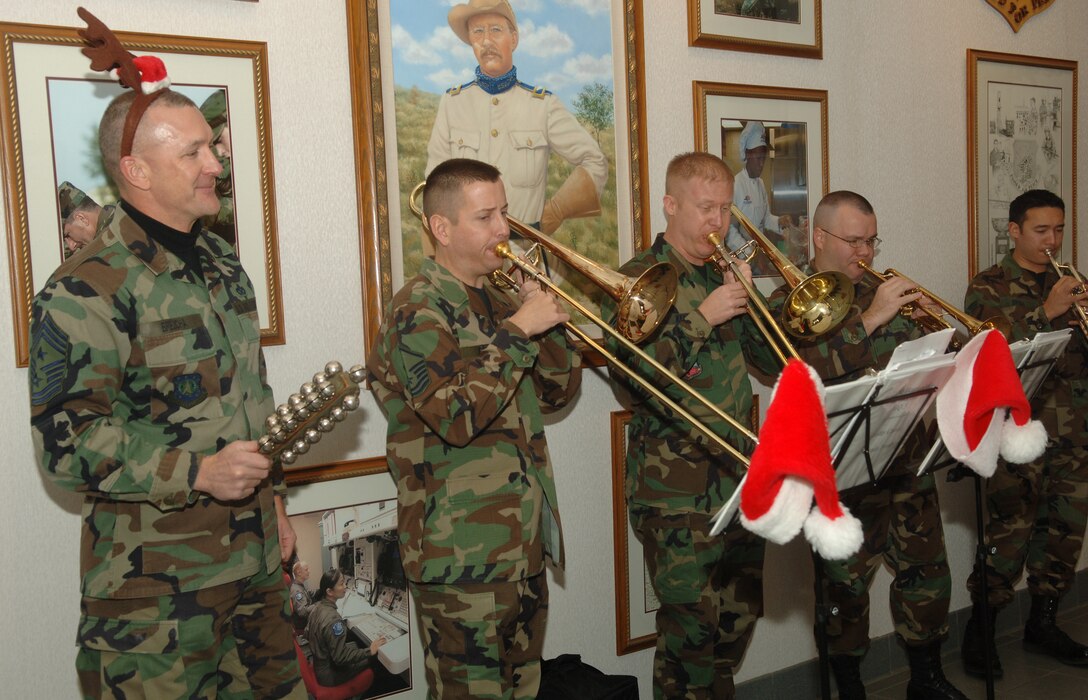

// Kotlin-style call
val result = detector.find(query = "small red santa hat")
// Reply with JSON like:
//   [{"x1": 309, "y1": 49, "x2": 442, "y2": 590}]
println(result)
[
  {"x1": 936, "y1": 329, "x2": 1047, "y2": 477},
  {"x1": 740, "y1": 359, "x2": 863, "y2": 560}
]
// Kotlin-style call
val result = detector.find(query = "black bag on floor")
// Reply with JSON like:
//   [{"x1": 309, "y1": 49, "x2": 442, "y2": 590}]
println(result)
[{"x1": 536, "y1": 653, "x2": 639, "y2": 699}]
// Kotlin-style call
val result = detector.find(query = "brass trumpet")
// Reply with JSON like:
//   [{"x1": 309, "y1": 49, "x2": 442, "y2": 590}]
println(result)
[
  {"x1": 1045, "y1": 249, "x2": 1088, "y2": 341},
  {"x1": 408, "y1": 181, "x2": 759, "y2": 465},
  {"x1": 856, "y1": 261, "x2": 1011, "y2": 338},
  {"x1": 706, "y1": 206, "x2": 855, "y2": 365}
]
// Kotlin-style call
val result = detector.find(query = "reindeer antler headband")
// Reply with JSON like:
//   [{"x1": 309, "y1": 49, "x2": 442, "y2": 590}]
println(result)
[{"x1": 77, "y1": 7, "x2": 171, "y2": 159}]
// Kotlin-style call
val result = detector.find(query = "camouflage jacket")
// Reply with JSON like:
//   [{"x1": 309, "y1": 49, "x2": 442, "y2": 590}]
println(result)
[
  {"x1": 966, "y1": 254, "x2": 1088, "y2": 445},
  {"x1": 602, "y1": 234, "x2": 779, "y2": 514},
  {"x1": 366, "y1": 257, "x2": 582, "y2": 584},
  {"x1": 305, "y1": 598, "x2": 373, "y2": 687},
  {"x1": 29, "y1": 205, "x2": 281, "y2": 600},
  {"x1": 768, "y1": 264, "x2": 923, "y2": 384}
]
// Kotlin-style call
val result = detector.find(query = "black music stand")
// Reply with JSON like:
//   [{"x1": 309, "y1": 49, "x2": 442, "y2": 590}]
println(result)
[
  {"x1": 710, "y1": 334, "x2": 957, "y2": 699},
  {"x1": 918, "y1": 329, "x2": 1069, "y2": 700}
]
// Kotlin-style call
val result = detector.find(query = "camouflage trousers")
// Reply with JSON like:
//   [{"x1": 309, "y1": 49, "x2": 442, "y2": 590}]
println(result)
[
  {"x1": 967, "y1": 442, "x2": 1088, "y2": 608},
  {"x1": 632, "y1": 507, "x2": 765, "y2": 700},
  {"x1": 76, "y1": 565, "x2": 304, "y2": 700},
  {"x1": 818, "y1": 457, "x2": 951, "y2": 656},
  {"x1": 409, "y1": 572, "x2": 548, "y2": 700}
]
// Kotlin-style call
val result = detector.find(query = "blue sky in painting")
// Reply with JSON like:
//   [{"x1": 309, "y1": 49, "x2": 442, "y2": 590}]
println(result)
[{"x1": 389, "y1": 0, "x2": 614, "y2": 106}]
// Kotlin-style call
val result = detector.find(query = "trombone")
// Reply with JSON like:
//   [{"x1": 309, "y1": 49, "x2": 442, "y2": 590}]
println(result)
[
  {"x1": 856, "y1": 261, "x2": 1011, "y2": 339},
  {"x1": 408, "y1": 182, "x2": 759, "y2": 465},
  {"x1": 705, "y1": 205, "x2": 855, "y2": 365},
  {"x1": 1045, "y1": 249, "x2": 1088, "y2": 341}
]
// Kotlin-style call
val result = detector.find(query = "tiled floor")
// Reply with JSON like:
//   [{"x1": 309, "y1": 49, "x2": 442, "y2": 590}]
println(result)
[{"x1": 865, "y1": 602, "x2": 1088, "y2": 699}]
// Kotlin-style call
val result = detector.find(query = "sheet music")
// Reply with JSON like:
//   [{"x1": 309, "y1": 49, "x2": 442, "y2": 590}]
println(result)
[{"x1": 710, "y1": 348, "x2": 955, "y2": 537}]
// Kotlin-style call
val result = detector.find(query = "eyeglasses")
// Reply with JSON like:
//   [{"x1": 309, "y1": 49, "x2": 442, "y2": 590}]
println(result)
[
  {"x1": 819, "y1": 227, "x2": 881, "y2": 250},
  {"x1": 468, "y1": 24, "x2": 511, "y2": 43}
]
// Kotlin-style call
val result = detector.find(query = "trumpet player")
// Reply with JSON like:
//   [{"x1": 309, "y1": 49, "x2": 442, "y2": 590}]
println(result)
[
  {"x1": 367, "y1": 158, "x2": 582, "y2": 699},
  {"x1": 961, "y1": 189, "x2": 1088, "y2": 673},
  {"x1": 603, "y1": 152, "x2": 780, "y2": 700},
  {"x1": 768, "y1": 191, "x2": 966, "y2": 700}
]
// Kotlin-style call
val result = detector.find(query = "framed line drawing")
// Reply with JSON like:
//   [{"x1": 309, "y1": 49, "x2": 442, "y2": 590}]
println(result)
[
  {"x1": 687, "y1": 0, "x2": 822, "y2": 59},
  {"x1": 611, "y1": 409, "x2": 659, "y2": 655},
  {"x1": 0, "y1": 20, "x2": 283, "y2": 367},
  {"x1": 693, "y1": 80, "x2": 828, "y2": 279},
  {"x1": 966, "y1": 49, "x2": 1076, "y2": 279},
  {"x1": 346, "y1": 0, "x2": 651, "y2": 347}
]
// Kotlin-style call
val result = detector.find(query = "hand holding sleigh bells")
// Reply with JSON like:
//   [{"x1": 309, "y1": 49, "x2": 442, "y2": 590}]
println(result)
[{"x1": 258, "y1": 361, "x2": 364, "y2": 465}]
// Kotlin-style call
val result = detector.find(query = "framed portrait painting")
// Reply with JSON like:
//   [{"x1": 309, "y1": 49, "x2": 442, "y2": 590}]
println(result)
[
  {"x1": 967, "y1": 49, "x2": 1076, "y2": 279},
  {"x1": 693, "y1": 80, "x2": 828, "y2": 280},
  {"x1": 346, "y1": 0, "x2": 651, "y2": 346},
  {"x1": 687, "y1": 0, "x2": 822, "y2": 59},
  {"x1": 0, "y1": 20, "x2": 284, "y2": 367}
]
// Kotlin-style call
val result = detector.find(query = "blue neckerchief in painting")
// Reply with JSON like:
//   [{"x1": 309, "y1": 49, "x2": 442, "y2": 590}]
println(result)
[{"x1": 475, "y1": 65, "x2": 517, "y2": 95}]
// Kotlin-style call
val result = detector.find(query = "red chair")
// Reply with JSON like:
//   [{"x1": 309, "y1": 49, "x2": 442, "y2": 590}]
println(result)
[{"x1": 293, "y1": 637, "x2": 375, "y2": 700}]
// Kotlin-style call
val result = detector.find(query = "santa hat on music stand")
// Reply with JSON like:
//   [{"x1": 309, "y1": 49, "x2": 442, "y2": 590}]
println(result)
[
  {"x1": 936, "y1": 329, "x2": 1047, "y2": 477},
  {"x1": 739, "y1": 359, "x2": 863, "y2": 560}
]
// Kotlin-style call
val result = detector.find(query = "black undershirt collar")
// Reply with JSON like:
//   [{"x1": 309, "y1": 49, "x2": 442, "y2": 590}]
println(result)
[{"x1": 121, "y1": 200, "x2": 204, "y2": 279}]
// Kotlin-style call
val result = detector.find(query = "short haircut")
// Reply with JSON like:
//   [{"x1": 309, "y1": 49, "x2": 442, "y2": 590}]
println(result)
[
  {"x1": 665, "y1": 152, "x2": 733, "y2": 196},
  {"x1": 813, "y1": 190, "x2": 875, "y2": 231},
  {"x1": 423, "y1": 158, "x2": 502, "y2": 224},
  {"x1": 292, "y1": 560, "x2": 307, "y2": 578},
  {"x1": 98, "y1": 90, "x2": 197, "y2": 185},
  {"x1": 1009, "y1": 189, "x2": 1064, "y2": 227},
  {"x1": 64, "y1": 198, "x2": 102, "y2": 225},
  {"x1": 316, "y1": 567, "x2": 343, "y2": 602}
]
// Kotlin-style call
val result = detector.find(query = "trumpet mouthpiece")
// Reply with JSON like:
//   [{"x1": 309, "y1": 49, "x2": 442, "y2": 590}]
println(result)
[{"x1": 494, "y1": 242, "x2": 511, "y2": 258}]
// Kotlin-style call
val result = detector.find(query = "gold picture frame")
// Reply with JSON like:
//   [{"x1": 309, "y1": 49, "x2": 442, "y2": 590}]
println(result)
[
  {"x1": 966, "y1": 48, "x2": 1077, "y2": 279},
  {"x1": 688, "y1": 0, "x2": 822, "y2": 59},
  {"x1": 693, "y1": 80, "x2": 829, "y2": 277},
  {"x1": 345, "y1": 0, "x2": 652, "y2": 350},
  {"x1": 0, "y1": 20, "x2": 284, "y2": 367}
]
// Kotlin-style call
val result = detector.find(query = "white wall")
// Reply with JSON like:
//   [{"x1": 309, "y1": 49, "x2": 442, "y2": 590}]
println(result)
[{"x1": 1, "y1": 1, "x2": 1085, "y2": 698}]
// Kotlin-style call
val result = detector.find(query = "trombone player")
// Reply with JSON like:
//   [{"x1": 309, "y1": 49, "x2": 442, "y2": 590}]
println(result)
[
  {"x1": 961, "y1": 189, "x2": 1088, "y2": 674},
  {"x1": 367, "y1": 158, "x2": 581, "y2": 698},
  {"x1": 768, "y1": 191, "x2": 967, "y2": 699},
  {"x1": 604, "y1": 152, "x2": 780, "y2": 699}
]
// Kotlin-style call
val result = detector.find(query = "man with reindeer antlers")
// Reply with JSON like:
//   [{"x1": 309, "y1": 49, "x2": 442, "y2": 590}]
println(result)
[{"x1": 28, "y1": 10, "x2": 304, "y2": 698}]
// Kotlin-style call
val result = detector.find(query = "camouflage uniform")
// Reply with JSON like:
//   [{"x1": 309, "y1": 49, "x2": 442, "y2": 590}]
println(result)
[
  {"x1": 367, "y1": 257, "x2": 582, "y2": 700},
  {"x1": 964, "y1": 254, "x2": 1088, "y2": 607},
  {"x1": 769, "y1": 268, "x2": 953, "y2": 656},
  {"x1": 304, "y1": 598, "x2": 376, "y2": 687},
  {"x1": 602, "y1": 234, "x2": 779, "y2": 700},
  {"x1": 29, "y1": 204, "x2": 302, "y2": 699},
  {"x1": 199, "y1": 89, "x2": 235, "y2": 243},
  {"x1": 290, "y1": 580, "x2": 315, "y2": 632}
]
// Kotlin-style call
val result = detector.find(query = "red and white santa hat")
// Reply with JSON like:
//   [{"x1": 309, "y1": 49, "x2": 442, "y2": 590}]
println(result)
[
  {"x1": 739, "y1": 359, "x2": 863, "y2": 560},
  {"x1": 936, "y1": 329, "x2": 1047, "y2": 477}
]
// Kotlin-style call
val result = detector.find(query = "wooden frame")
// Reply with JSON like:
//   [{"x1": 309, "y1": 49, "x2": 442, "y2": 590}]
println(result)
[
  {"x1": 610, "y1": 409, "x2": 658, "y2": 655},
  {"x1": 345, "y1": 0, "x2": 651, "y2": 349},
  {"x1": 0, "y1": 20, "x2": 283, "y2": 367},
  {"x1": 693, "y1": 80, "x2": 829, "y2": 278},
  {"x1": 966, "y1": 49, "x2": 1077, "y2": 279},
  {"x1": 688, "y1": 0, "x2": 822, "y2": 59},
  {"x1": 285, "y1": 494, "x2": 414, "y2": 697}
]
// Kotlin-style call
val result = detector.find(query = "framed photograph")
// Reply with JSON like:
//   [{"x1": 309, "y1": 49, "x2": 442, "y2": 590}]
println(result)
[
  {"x1": 0, "y1": 21, "x2": 284, "y2": 367},
  {"x1": 610, "y1": 409, "x2": 658, "y2": 655},
  {"x1": 287, "y1": 495, "x2": 414, "y2": 697},
  {"x1": 693, "y1": 80, "x2": 829, "y2": 279},
  {"x1": 687, "y1": 0, "x2": 822, "y2": 59},
  {"x1": 966, "y1": 49, "x2": 1077, "y2": 279},
  {"x1": 346, "y1": 0, "x2": 651, "y2": 346}
]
